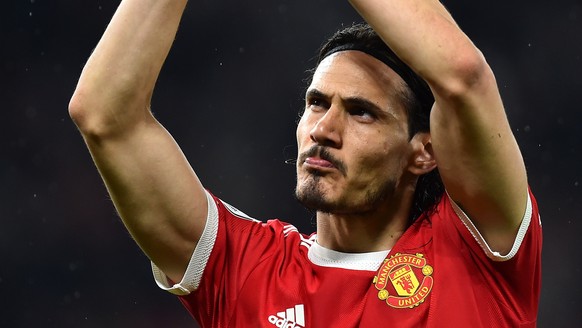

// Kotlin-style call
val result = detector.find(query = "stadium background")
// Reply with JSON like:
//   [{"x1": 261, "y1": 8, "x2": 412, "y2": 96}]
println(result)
[{"x1": 2, "y1": 0, "x2": 581, "y2": 326}]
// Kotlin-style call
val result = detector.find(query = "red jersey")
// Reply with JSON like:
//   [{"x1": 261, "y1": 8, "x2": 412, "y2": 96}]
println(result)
[{"x1": 152, "y1": 190, "x2": 541, "y2": 327}]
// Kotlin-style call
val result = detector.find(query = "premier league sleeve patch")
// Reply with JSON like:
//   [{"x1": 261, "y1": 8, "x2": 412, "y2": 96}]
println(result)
[
  {"x1": 372, "y1": 253, "x2": 433, "y2": 309},
  {"x1": 219, "y1": 199, "x2": 260, "y2": 222}
]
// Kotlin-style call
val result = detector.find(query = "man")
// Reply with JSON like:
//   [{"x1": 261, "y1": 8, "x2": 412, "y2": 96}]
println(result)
[{"x1": 69, "y1": 0, "x2": 541, "y2": 327}]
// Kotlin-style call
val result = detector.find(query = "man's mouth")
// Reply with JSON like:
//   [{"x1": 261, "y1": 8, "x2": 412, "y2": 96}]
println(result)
[
  {"x1": 304, "y1": 157, "x2": 335, "y2": 168},
  {"x1": 298, "y1": 145, "x2": 347, "y2": 176}
]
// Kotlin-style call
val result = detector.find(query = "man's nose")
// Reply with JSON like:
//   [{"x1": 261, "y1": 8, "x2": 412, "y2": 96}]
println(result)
[{"x1": 309, "y1": 106, "x2": 343, "y2": 148}]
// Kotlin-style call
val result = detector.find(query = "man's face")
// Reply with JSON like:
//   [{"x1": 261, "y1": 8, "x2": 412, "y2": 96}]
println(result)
[{"x1": 295, "y1": 50, "x2": 413, "y2": 215}]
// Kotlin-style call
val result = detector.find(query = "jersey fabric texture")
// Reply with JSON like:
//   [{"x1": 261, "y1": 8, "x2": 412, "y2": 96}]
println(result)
[{"x1": 152, "y1": 190, "x2": 542, "y2": 328}]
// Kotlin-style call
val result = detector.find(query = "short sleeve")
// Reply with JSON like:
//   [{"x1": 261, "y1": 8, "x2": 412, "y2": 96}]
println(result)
[
  {"x1": 448, "y1": 190, "x2": 539, "y2": 261},
  {"x1": 151, "y1": 190, "x2": 220, "y2": 295},
  {"x1": 151, "y1": 190, "x2": 295, "y2": 326}
]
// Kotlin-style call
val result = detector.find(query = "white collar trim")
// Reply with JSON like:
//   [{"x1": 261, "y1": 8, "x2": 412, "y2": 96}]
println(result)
[{"x1": 307, "y1": 237, "x2": 389, "y2": 272}]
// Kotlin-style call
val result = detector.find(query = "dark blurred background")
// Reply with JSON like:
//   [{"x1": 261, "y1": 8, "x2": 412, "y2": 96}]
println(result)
[{"x1": 1, "y1": 0, "x2": 580, "y2": 327}]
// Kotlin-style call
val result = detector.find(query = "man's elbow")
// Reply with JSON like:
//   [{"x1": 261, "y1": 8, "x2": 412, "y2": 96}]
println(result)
[
  {"x1": 69, "y1": 90, "x2": 110, "y2": 139},
  {"x1": 69, "y1": 90, "x2": 89, "y2": 129},
  {"x1": 432, "y1": 48, "x2": 495, "y2": 102},
  {"x1": 69, "y1": 84, "x2": 146, "y2": 140}
]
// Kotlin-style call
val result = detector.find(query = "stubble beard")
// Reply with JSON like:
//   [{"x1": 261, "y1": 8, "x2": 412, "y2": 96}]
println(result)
[{"x1": 295, "y1": 173, "x2": 397, "y2": 215}]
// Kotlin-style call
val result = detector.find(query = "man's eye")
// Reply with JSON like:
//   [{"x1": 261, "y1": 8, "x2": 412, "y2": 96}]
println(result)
[
  {"x1": 349, "y1": 108, "x2": 376, "y2": 122},
  {"x1": 353, "y1": 108, "x2": 367, "y2": 116},
  {"x1": 307, "y1": 98, "x2": 326, "y2": 110},
  {"x1": 351, "y1": 108, "x2": 373, "y2": 117}
]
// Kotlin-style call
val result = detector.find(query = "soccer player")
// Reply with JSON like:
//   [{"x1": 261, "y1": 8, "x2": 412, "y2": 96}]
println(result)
[{"x1": 69, "y1": 0, "x2": 541, "y2": 327}]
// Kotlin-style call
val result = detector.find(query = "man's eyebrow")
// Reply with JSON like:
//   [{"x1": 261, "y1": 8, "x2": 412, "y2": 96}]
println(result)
[
  {"x1": 306, "y1": 89, "x2": 377, "y2": 107},
  {"x1": 343, "y1": 96, "x2": 383, "y2": 113},
  {"x1": 305, "y1": 88, "x2": 328, "y2": 100}
]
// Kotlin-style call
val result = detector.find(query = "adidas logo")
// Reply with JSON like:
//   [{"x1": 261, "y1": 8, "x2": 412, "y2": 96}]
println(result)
[{"x1": 267, "y1": 304, "x2": 306, "y2": 328}]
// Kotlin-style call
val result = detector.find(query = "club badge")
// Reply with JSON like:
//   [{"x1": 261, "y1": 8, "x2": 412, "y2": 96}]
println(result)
[{"x1": 373, "y1": 253, "x2": 433, "y2": 309}]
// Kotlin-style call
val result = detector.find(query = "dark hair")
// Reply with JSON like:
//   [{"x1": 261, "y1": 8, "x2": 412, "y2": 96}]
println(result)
[{"x1": 309, "y1": 23, "x2": 444, "y2": 223}]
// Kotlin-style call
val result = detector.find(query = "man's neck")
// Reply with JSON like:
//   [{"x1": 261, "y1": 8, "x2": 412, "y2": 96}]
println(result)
[{"x1": 315, "y1": 192, "x2": 412, "y2": 253}]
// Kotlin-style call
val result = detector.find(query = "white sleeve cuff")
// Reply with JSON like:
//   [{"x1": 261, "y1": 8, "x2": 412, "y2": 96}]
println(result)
[
  {"x1": 449, "y1": 192, "x2": 533, "y2": 262},
  {"x1": 151, "y1": 190, "x2": 220, "y2": 295}
]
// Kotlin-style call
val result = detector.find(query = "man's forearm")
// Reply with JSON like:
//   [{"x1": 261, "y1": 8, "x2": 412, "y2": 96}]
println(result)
[
  {"x1": 349, "y1": 0, "x2": 484, "y2": 91},
  {"x1": 70, "y1": 0, "x2": 188, "y2": 135}
]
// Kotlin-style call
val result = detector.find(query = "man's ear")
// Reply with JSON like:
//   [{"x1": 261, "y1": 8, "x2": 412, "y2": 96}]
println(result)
[{"x1": 408, "y1": 132, "x2": 437, "y2": 175}]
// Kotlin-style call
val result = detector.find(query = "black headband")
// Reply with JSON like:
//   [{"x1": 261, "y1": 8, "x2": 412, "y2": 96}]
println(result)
[{"x1": 321, "y1": 43, "x2": 434, "y2": 109}]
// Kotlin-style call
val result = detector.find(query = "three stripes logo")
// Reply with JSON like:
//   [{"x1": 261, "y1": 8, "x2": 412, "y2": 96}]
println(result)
[{"x1": 267, "y1": 304, "x2": 306, "y2": 327}]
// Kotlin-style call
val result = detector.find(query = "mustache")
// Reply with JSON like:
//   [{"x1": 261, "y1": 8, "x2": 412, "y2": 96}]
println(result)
[{"x1": 297, "y1": 145, "x2": 347, "y2": 176}]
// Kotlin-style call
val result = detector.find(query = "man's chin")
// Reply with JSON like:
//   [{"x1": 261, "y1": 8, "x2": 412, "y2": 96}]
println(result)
[
  {"x1": 295, "y1": 183, "x2": 345, "y2": 213},
  {"x1": 295, "y1": 192, "x2": 335, "y2": 213}
]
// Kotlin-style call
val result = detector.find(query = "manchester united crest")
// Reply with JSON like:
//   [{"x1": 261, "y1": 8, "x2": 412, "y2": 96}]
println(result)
[{"x1": 373, "y1": 253, "x2": 433, "y2": 309}]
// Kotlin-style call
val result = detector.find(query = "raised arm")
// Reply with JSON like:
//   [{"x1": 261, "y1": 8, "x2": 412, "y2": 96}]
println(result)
[
  {"x1": 69, "y1": 0, "x2": 207, "y2": 282},
  {"x1": 349, "y1": 0, "x2": 528, "y2": 254}
]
